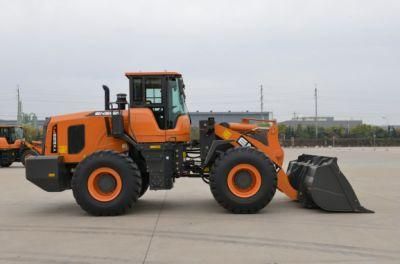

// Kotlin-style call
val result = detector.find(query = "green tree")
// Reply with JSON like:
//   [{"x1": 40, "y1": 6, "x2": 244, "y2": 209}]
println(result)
[
  {"x1": 294, "y1": 125, "x2": 312, "y2": 138},
  {"x1": 20, "y1": 113, "x2": 39, "y2": 128},
  {"x1": 350, "y1": 124, "x2": 388, "y2": 138},
  {"x1": 278, "y1": 124, "x2": 288, "y2": 139},
  {"x1": 324, "y1": 126, "x2": 345, "y2": 138},
  {"x1": 22, "y1": 124, "x2": 42, "y2": 142},
  {"x1": 350, "y1": 124, "x2": 374, "y2": 138},
  {"x1": 394, "y1": 128, "x2": 400, "y2": 138}
]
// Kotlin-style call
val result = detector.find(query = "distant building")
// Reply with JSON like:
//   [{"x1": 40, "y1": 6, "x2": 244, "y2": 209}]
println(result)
[
  {"x1": 2, "y1": 112, "x2": 271, "y2": 129},
  {"x1": 0, "y1": 119, "x2": 45, "y2": 128},
  {"x1": 280, "y1": 116, "x2": 362, "y2": 129},
  {"x1": 0, "y1": 120, "x2": 17, "y2": 126},
  {"x1": 189, "y1": 111, "x2": 271, "y2": 127}
]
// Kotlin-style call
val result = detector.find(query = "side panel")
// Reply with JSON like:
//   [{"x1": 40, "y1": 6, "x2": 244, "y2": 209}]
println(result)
[
  {"x1": 43, "y1": 108, "x2": 190, "y2": 163},
  {"x1": 127, "y1": 108, "x2": 190, "y2": 143},
  {"x1": 140, "y1": 143, "x2": 176, "y2": 190},
  {"x1": 44, "y1": 112, "x2": 126, "y2": 163},
  {"x1": 0, "y1": 138, "x2": 22, "y2": 150},
  {"x1": 165, "y1": 115, "x2": 191, "y2": 142},
  {"x1": 126, "y1": 108, "x2": 165, "y2": 142}
]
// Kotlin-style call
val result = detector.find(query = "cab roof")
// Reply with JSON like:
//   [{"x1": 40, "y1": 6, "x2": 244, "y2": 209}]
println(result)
[{"x1": 125, "y1": 71, "x2": 182, "y2": 78}]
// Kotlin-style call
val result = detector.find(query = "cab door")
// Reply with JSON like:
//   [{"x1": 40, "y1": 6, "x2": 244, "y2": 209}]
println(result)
[
  {"x1": 165, "y1": 77, "x2": 191, "y2": 142},
  {"x1": 129, "y1": 76, "x2": 167, "y2": 142}
]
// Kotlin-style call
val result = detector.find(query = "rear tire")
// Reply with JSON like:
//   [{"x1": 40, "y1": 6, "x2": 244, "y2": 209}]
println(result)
[
  {"x1": 72, "y1": 151, "x2": 142, "y2": 216},
  {"x1": 139, "y1": 174, "x2": 149, "y2": 198},
  {"x1": 21, "y1": 149, "x2": 38, "y2": 166},
  {"x1": 210, "y1": 147, "x2": 277, "y2": 213},
  {"x1": 0, "y1": 162, "x2": 12, "y2": 168},
  {"x1": 135, "y1": 157, "x2": 149, "y2": 198}
]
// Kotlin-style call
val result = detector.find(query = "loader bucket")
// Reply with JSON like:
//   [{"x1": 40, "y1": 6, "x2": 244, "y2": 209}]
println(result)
[{"x1": 287, "y1": 154, "x2": 373, "y2": 213}]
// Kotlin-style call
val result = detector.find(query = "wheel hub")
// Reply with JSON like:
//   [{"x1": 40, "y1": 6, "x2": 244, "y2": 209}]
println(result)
[
  {"x1": 234, "y1": 170, "x2": 253, "y2": 189},
  {"x1": 87, "y1": 167, "x2": 122, "y2": 202},
  {"x1": 96, "y1": 173, "x2": 117, "y2": 193},
  {"x1": 227, "y1": 164, "x2": 262, "y2": 198}
]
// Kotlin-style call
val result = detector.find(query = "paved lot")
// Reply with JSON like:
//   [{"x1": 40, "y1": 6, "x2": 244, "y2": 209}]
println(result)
[{"x1": 0, "y1": 147, "x2": 399, "y2": 263}]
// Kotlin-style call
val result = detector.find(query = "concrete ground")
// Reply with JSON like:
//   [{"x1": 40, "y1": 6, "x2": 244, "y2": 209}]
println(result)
[{"x1": 0, "y1": 147, "x2": 399, "y2": 264}]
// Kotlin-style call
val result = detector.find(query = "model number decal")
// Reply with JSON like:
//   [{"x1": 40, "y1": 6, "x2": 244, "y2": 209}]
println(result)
[
  {"x1": 51, "y1": 125, "x2": 57, "y2": 153},
  {"x1": 237, "y1": 137, "x2": 251, "y2": 147},
  {"x1": 90, "y1": 111, "x2": 121, "y2": 116}
]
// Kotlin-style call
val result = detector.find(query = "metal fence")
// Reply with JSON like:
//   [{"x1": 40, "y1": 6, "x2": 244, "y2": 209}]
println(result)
[{"x1": 280, "y1": 137, "x2": 400, "y2": 147}]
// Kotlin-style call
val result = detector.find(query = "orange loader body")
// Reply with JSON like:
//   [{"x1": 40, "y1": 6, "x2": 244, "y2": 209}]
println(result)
[{"x1": 25, "y1": 72, "x2": 372, "y2": 215}]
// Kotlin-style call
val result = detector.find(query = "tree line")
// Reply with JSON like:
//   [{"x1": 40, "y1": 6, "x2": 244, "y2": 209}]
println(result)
[
  {"x1": 278, "y1": 124, "x2": 399, "y2": 140},
  {"x1": 22, "y1": 123, "x2": 400, "y2": 146}
]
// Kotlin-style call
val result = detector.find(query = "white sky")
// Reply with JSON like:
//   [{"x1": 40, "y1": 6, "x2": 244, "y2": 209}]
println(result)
[{"x1": 0, "y1": 0, "x2": 399, "y2": 125}]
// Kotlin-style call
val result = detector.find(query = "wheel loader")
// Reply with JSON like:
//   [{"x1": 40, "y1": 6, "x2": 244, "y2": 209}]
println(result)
[
  {"x1": 0, "y1": 125, "x2": 41, "y2": 167},
  {"x1": 25, "y1": 72, "x2": 372, "y2": 215}
]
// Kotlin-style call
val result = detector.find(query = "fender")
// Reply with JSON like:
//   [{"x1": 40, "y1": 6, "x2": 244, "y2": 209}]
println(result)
[{"x1": 203, "y1": 140, "x2": 233, "y2": 168}]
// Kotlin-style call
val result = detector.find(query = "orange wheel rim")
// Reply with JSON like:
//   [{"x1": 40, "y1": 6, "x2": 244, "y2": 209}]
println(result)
[
  {"x1": 87, "y1": 168, "x2": 122, "y2": 202},
  {"x1": 227, "y1": 164, "x2": 261, "y2": 198}
]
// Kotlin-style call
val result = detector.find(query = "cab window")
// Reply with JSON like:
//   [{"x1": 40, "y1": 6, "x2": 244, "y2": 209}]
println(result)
[
  {"x1": 15, "y1": 127, "x2": 24, "y2": 139},
  {"x1": 0, "y1": 127, "x2": 8, "y2": 138},
  {"x1": 145, "y1": 79, "x2": 162, "y2": 104},
  {"x1": 144, "y1": 78, "x2": 165, "y2": 129},
  {"x1": 167, "y1": 77, "x2": 188, "y2": 129},
  {"x1": 131, "y1": 78, "x2": 143, "y2": 105}
]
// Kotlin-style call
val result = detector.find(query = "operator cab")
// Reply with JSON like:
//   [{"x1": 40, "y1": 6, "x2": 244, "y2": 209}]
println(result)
[
  {"x1": 0, "y1": 126, "x2": 24, "y2": 144},
  {"x1": 125, "y1": 72, "x2": 188, "y2": 130}
]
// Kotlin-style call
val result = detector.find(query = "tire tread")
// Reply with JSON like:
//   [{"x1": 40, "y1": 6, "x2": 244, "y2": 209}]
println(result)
[
  {"x1": 71, "y1": 150, "x2": 141, "y2": 216},
  {"x1": 210, "y1": 147, "x2": 277, "y2": 214}
]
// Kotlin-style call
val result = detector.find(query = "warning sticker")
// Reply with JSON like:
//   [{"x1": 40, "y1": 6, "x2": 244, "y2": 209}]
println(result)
[
  {"x1": 59, "y1": 145, "x2": 67, "y2": 154},
  {"x1": 222, "y1": 129, "x2": 232, "y2": 140},
  {"x1": 237, "y1": 137, "x2": 251, "y2": 147}
]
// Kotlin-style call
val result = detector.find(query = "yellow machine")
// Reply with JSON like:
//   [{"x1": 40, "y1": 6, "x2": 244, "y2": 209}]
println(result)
[
  {"x1": 25, "y1": 72, "x2": 372, "y2": 215},
  {"x1": 0, "y1": 125, "x2": 41, "y2": 167}
]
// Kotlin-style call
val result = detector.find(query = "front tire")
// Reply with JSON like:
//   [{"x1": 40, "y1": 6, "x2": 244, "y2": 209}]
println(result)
[
  {"x1": 72, "y1": 151, "x2": 142, "y2": 216},
  {"x1": 210, "y1": 147, "x2": 277, "y2": 213}
]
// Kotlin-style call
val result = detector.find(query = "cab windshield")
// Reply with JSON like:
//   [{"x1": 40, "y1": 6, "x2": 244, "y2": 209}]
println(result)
[
  {"x1": 15, "y1": 127, "x2": 24, "y2": 139},
  {"x1": 167, "y1": 77, "x2": 188, "y2": 128},
  {"x1": 0, "y1": 127, "x2": 24, "y2": 143}
]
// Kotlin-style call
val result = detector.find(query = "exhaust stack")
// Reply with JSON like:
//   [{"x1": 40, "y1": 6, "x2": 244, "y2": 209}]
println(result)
[{"x1": 102, "y1": 85, "x2": 110, "y2": 110}]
